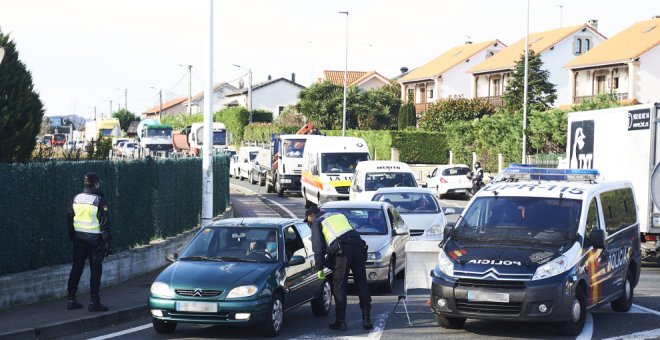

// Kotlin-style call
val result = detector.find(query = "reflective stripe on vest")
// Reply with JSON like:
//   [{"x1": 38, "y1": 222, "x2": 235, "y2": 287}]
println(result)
[
  {"x1": 321, "y1": 213, "x2": 353, "y2": 245},
  {"x1": 73, "y1": 193, "x2": 101, "y2": 234}
]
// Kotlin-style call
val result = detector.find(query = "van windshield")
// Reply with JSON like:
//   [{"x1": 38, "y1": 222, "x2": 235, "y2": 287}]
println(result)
[
  {"x1": 455, "y1": 196, "x2": 582, "y2": 245},
  {"x1": 365, "y1": 172, "x2": 417, "y2": 191},
  {"x1": 321, "y1": 152, "x2": 370, "y2": 173}
]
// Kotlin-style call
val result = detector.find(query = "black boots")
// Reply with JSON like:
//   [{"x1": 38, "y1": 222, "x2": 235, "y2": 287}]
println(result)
[
  {"x1": 88, "y1": 295, "x2": 109, "y2": 312},
  {"x1": 67, "y1": 294, "x2": 82, "y2": 310},
  {"x1": 329, "y1": 320, "x2": 347, "y2": 331},
  {"x1": 362, "y1": 307, "x2": 373, "y2": 330}
]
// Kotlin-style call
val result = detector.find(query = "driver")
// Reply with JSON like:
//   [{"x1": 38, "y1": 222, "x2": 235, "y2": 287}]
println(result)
[{"x1": 247, "y1": 231, "x2": 278, "y2": 258}]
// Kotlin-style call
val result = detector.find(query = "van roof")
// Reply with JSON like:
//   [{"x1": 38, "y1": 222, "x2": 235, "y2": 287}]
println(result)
[
  {"x1": 304, "y1": 135, "x2": 369, "y2": 152},
  {"x1": 479, "y1": 179, "x2": 633, "y2": 200},
  {"x1": 354, "y1": 160, "x2": 412, "y2": 172}
]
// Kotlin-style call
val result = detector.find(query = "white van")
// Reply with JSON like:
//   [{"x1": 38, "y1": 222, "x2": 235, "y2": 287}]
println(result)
[
  {"x1": 349, "y1": 161, "x2": 418, "y2": 201},
  {"x1": 301, "y1": 136, "x2": 370, "y2": 207}
]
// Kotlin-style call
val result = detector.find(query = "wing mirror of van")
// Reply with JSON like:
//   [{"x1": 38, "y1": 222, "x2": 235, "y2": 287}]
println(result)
[
  {"x1": 443, "y1": 222, "x2": 456, "y2": 239},
  {"x1": 444, "y1": 208, "x2": 457, "y2": 215},
  {"x1": 166, "y1": 253, "x2": 178, "y2": 263},
  {"x1": 312, "y1": 165, "x2": 319, "y2": 175},
  {"x1": 352, "y1": 184, "x2": 362, "y2": 192},
  {"x1": 394, "y1": 226, "x2": 409, "y2": 235},
  {"x1": 589, "y1": 229, "x2": 606, "y2": 249}
]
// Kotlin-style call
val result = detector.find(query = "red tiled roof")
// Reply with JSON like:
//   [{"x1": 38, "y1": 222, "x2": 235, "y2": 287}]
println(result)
[{"x1": 143, "y1": 97, "x2": 187, "y2": 114}]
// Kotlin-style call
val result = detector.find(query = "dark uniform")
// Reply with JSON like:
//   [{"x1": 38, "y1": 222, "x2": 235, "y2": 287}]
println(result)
[
  {"x1": 306, "y1": 206, "x2": 372, "y2": 331},
  {"x1": 66, "y1": 172, "x2": 111, "y2": 312}
]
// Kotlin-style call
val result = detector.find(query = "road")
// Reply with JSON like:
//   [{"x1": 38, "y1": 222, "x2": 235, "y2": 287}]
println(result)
[{"x1": 59, "y1": 178, "x2": 660, "y2": 340}]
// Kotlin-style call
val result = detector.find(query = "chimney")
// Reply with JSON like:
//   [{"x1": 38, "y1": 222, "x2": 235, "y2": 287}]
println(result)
[
  {"x1": 400, "y1": 67, "x2": 409, "y2": 74},
  {"x1": 653, "y1": 15, "x2": 660, "y2": 19},
  {"x1": 587, "y1": 19, "x2": 599, "y2": 31},
  {"x1": 238, "y1": 79, "x2": 245, "y2": 89},
  {"x1": 268, "y1": 74, "x2": 272, "y2": 81},
  {"x1": 291, "y1": 73, "x2": 296, "y2": 83},
  {"x1": 465, "y1": 40, "x2": 472, "y2": 45}
]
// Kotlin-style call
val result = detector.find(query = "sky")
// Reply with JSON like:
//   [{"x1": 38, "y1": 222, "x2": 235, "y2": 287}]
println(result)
[{"x1": 1, "y1": 0, "x2": 658, "y2": 119}]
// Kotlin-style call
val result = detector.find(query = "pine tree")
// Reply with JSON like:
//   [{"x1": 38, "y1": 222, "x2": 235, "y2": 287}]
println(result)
[
  {"x1": 0, "y1": 30, "x2": 45, "y2": 162},
  {"x1": 398, "y1": 94, "x2": 416, "y2": 130},
  {"x1": 502, "y1": 49, "x2": 557, "y2": 112}
]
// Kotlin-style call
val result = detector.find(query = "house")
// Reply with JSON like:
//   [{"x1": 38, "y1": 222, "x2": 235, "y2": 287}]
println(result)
[
  {"x1": 469, "y1": 21, "x2": 606, "y2": 107},
  {"x1": 143, "y1": 97, "x2": 187, "y2": 119},
  {"x1": 185, "y1": 82, "x2": 238, "y2": 114},
  {"x1": 224, "y1": 74, "x2": 306, "y2": 119},
  {"x1": 398, "y1": 40, "x2": 506, "y2": 114},
  {"x1": 565, "y1": 16, "x2": 660, "y2": 104},
  {"x1": 322, "y1": 70, "x2": 391, "y2": 91}
]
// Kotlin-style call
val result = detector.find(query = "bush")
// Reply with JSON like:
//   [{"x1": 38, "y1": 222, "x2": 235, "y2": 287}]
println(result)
[
  {"x1": 250, "y1": 109, "x2": 273, "y2": 123},
  {"x1": 420, "y1": 96, "x2": 496, "y2": 131},
  {"x1": 215, "y1": 107, "x2": 250, "y2": 145},
  {"x1": 161, "y1": 113, "x2": 205, "y2": 131},
  {"x1": 243, "y1": 123, "x2": 300, "y2": 143}
]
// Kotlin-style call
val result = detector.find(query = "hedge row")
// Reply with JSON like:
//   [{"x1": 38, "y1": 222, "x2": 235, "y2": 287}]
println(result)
[{"x1": 0, "y1": 155, "x2": 230, "y2": 275}]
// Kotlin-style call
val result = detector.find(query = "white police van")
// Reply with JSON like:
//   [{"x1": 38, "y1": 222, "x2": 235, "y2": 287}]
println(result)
[{"x1": 431, "y1": 166, "x2": 641, "y2": 336}]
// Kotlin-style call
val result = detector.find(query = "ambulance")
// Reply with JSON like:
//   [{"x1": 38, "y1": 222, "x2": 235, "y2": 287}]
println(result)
[
  {"x1": 301, "y1": 136, "x2": 370, "y2": 207},
  {"x1": 349, "y1": 160, "x2": 418, "y2": 201}
]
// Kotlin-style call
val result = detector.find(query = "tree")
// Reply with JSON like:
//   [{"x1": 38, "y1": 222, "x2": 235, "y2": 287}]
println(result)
[
  {"x1": 296, "y1": 81, "x2": 344, "y2": 129},
  {"x1": 502, "y1": 50, "x2": 557, "y2": 112},
  {"x1": 420, "y1": 96, "x2": 495, "y2": 131},
  {"x1": 112, "y1": 108, "x2": 139, "y2": 133},
  {"x1": 398, "y1": 94, "x2": 416, "y2": 130},
  {"x1": 0, "y1": 30, "x2": 45, "y2": 163}
]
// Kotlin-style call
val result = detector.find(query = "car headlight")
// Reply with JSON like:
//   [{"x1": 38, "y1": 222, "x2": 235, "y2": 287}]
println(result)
[
  {"x1": 227, "y1": 285, "x2": 258, "y2": 298},
  {"x1": 150, "y1": 282, "x2": 174, "y2": 298},
  {"x1": 367, "y1": 252, "x2": 382, "y2": 261},
  {"x1": 532, "y1": 255, "x2": 569, "y2": 281},
  {"x1": 426, "y1": 224, "x2": 444, "y2": 237},
  {"x1": 437, "y1": 250, "x2": 454, "y2": 276}
]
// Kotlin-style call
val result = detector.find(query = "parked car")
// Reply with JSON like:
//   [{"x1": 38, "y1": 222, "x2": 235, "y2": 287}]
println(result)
[
  {"x1": 75, "y1": 140, "x2": 87, "y2": 151},
  {"x1": 121, "y1": 142, "x2": 137, "y2": 157},
  {"x1": 372, "y1": 187, "x2": 453, "y2": 241},
  {"x1": 64, "y1": 140, "x2": 76, "y2": 151},
  {"x1": 320, "y1": 200, "x2": 410, "y2": 292},
  {"x1": 230, "y1": 154, "x2": 240, "y2": 179},
  {"x1": 149, "y1": 218, "x2": 332, "y2": 336},
  {"x1": 426, "y1": 164, "x2": 472, "y2": 198},
  {"x1": 237, "y1": 146, "x2": 262, "y2": 181},
  {"x1": 114, "y1": 141, "x2": 127, "y2": 156}
]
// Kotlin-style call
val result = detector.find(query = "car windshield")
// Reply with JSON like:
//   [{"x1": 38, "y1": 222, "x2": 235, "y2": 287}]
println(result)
[
  {"x1": 181, "y1": 226, "x2": 279, "y2": 262},
  {"x1": 454, "y1": 197, "x2": 582, "y2": 245},
  {"x1": 442, "y1": 167, "x2": 470, "y2": 176},
  {"x1": 321, "y1": 152, "x2": 370, "y2": 173},
  {"x1": 322, "y1": 208, "x2": 387, "y2": 235},
  {"x1": 364, "y1": 172, "x2": 417, "y2": 191},
  {"x1": 283, "y1": 139, "x2": 306, "y2": 158},
  {"x1": 372, "y1": 192, "x2": 440, "y2": 214}
]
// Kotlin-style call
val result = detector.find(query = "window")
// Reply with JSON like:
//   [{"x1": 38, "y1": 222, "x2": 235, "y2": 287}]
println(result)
[
  {"x1": 596, "y1": 75, "x2": 607, "y2": 94},
  {"x1": 600, "y1": 188, "x2": 636, "y2": 235},
  {"x1": 584, "y1": 198, "x2": 600, "y2": 248},
  {"x1": 585, "y1": 38, "x2": 591, "y2": 51},
  {"x1": 575, "y1": 38, "x2": 583, "y2": 54},
  {"x1": 493, "y1": 78, "x2": 501, "y2": 96},
  {"x1": 611, "y1": 77, "x2": 619, "y2": 89},
  {"x1": 284, "y1": 225, "x2": 307, "y2": 260},
  {"x1": 427, "y1": 89, "x2": 434, "y2": 99}
]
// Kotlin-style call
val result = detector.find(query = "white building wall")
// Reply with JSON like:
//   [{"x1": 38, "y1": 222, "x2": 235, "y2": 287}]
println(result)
[
  {"x1": 443, "y1": 47, "x2": 506, "y2": 99},
  {"x1": 252, "y1": 81, "x2": 304, "y2": 119},
  {"x1": 358, "y1": 77, "x2": 387, "y2": 91},
  {"x1": 637, "y1": 45, "x2": 660, "y2": 103},
  {"x1": 474, "y1": 75, "x2": 490, "y2": 97},
  {"x1": 574, "y1": 71, "x2": 592, "y2": 98}
]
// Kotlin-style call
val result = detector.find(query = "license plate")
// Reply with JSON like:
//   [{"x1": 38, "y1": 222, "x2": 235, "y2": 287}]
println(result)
[
  {"x1": 280, "y1": 178, "x2": 292, "y2": 183},
  {"x1": 176, "y1": 301, "x2": 218, "y2": 313},
  {"x1": 467, "y1": 291, "x2": 509, "y2": 303},
  {"x1": 454, "y1": 189, "x2": 467, "y2": 194}
]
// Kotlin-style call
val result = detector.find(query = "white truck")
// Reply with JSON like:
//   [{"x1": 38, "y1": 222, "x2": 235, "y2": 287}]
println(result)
[
  {"x1": 172, "y1": 122, "x2": 229, "y2": 156},
  {"x1": 136, "y1": 119, "x2": 173, "y2": 156},
  {"x1": 264, "y1": 134, "x2": 314, "y2": 197},
  {"x1": 566, "y1": 102, "x2": 660, "y2": 262}
]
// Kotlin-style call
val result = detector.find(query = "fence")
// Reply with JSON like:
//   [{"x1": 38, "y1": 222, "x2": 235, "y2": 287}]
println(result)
[{"x1": 0, "y1": 155, "x2": 230, "y2": 276}]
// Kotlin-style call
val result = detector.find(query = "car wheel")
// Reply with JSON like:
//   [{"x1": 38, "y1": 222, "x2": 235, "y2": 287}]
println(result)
[
  {"x1": 379, "y1": 259, "x2": 395, "y2": 293},
  {"x1": 559, "y1": 288, "x2": 586, "y2": 336},
  {"x1": 611, "y1": 271, "x2": 634, "y2": 312},
  {"x1": 152, "y1": 318, "x2": 177, "y2": 334},
  {"x1": 249, "y1": 171, "x2": 256, "y2": 185},
  {"x1": 436, "y1": 314, "x2": 466, "y2": 329},
  {"x1": 311, "y1": 280, "x2": 332, "y2": 316},
  {"x1": 261, "y1": 293, "x2": 284, "y2": 337}
]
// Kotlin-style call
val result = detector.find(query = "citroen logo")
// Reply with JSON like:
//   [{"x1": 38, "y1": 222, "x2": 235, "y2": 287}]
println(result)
[{"x1": 193, "y1": 288, "x2": 203, "y2": 297}]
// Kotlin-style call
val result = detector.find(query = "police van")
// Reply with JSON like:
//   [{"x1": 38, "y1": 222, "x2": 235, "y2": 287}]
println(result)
[
  {"x1": 431, "y1": 166, "x2": 641, "y2": 336},
  {"x1": 349, "y1": 160, "x2": 418, "y2": 201}
]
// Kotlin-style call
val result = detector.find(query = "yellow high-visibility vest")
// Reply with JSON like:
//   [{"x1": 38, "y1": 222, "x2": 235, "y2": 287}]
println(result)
[
  {"x1": 321, "y1": 213, "x2": 353, "y2": 245},
  {"x1": 72, "y1": 193, "x2": 101, "y2": 234}
]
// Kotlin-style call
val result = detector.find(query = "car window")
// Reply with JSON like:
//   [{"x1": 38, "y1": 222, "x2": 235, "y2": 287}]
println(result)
[
  {"x1": 600, "y1": 188, "x2": 636, "y2": 235},
  {"x1": 295, "y1": 223, "x2": 314, "y2": 255},
  {"x1": 584, "y1": 197, "x2": 600, "y2": 249},
  {"x1": 372, "y1": 192, "x2": 440, "y2": 214},
  {"x1": 181, "y1": 226, "x2": 279, "y2": 262},
  {"x1": 442, "y1": 167, "x2": 470, "y2": 176},
  {"x1": 431, "y1": 167, "x2": 438, "y2": 177},
  {"x1": 323, "y1": 208, "x2": 387, "y2": 235},
  {"x1": 389, "y1": 207, "x2": 406, "y2": 230},
  {"x1": 284, "y1": 225, "x2": 307, "y2": 260},
  {"x1": 364, "y1": 172, "x2": 417, "y2": 191}
]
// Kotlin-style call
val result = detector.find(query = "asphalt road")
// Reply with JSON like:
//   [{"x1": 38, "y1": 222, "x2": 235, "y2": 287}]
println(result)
[{"x1": 58, "y1": 179, "x2": 660, "y2": 340}]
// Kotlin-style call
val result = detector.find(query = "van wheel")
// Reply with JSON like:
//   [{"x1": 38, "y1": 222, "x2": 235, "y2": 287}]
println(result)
[
  {"x1": 436, "y1": 314, "x2": 466, "y2": 329},
  {"x1": 611, "y1": 271, "x2": 634, "y2": 312},
  {"x1": 311, "y1": 280, "x2": 332, "y2": 316},
  {"x1": 249, "y1": 171, "x2": 256, "y2": 185},
  {"x1": 152, "y1": 318, "x2": 177, "y2": 334},
  {"x1": 559, "y1": 289, "x2": 586, "y2": 336},
  {"x1": 379, "y1": 259, "x2": 395, "y2": 293}
]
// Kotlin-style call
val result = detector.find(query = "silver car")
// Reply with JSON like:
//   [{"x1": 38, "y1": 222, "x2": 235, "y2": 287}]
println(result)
[{"x1": 320, "y1": 200, "x2": 410, "y2": 292}]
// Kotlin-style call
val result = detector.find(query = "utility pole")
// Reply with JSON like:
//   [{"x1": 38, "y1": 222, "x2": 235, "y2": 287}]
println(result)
[
  {"x1": 339, "y1": 11, "x2": 349, "y2": 137},
  {"x1": 124, "y1": 89, "x2": 128, "y2": 112},
  {"x1": 109, "y1": 100, "x2": 113, "y2": 116},
  {"x1": 202, "y1": 0, "x2": 214, "y2": 227},
  {"x1": 94, "y1": 106, "x2": 97, "y2": 120},
  {"x1": 522, "y1": 0, "x2": 530, "y2": 164},
  {"x1": 248, "y1": 68, "x2": 252, "y2": 123},
  {"x1": 158, "y1": 90, "x2": 163, "y2": 121},
  {"x1": 558, "y1": 4, "x2": 563, "y2": 28},
  {"x1": 188, "y1": 65, "x2": 193, "y2": 115}
]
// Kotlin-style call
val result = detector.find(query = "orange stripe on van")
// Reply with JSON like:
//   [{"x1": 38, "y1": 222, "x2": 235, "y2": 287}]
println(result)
[{"x1": 302, "y1": 175, "x2": 323, "y2": 190}]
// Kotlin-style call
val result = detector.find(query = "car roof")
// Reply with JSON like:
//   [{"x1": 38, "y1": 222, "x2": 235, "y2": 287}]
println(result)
[
  {"x1": 354, "y1": 160, "x2": 412, "y2": 172},
  {"x1": 321, "y1": 201, "x2": 387, "y2": 209},
  {"x1": 436, "y1": 164, "x2": 469, "y2": 169},
  {"x1": 211, "y1": 217, "x2": 300, "y2": 229},
  {"x1": 373, "y1": 187, "x2": 434, "y2": 195}
]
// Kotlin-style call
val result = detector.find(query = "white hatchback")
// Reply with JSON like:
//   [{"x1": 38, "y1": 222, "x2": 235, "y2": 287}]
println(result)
[{"x1": 426, "y1": 164, "x2": 472, "y2": 198}]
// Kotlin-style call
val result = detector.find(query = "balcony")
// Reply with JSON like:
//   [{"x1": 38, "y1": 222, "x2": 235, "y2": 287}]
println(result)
[
  {"x1": 480, "y1": 96, "x2": 504, "y2": 107},
  {"x1": 573, "y1": 92, "x2": 628, "y2": 104}
]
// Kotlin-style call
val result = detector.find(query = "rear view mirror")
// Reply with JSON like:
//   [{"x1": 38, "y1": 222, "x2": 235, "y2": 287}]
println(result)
[
  {"x1": 590, "y1": 229, "x2": 606, "y2": 249},
  {"x1": 166, "y1": 253, "x2": 178, "y2": 263},
  {"x1": 443, "y1": 222, "x2": 456, "y2": 239},
  {"x1": 287, "y1": 255, "x2": 305, "y2": 266}
]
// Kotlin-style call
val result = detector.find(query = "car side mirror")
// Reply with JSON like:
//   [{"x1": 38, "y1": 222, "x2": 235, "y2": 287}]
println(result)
[
  {"x1": 287, "y1": 255, "x2": 305, "y2": 266},
  {"x1": 166, "y1": 253, "x2": 178, "y2": 263},
  {"x1": 352, "y1": 184, "x2": 361, "y2": 192},
  {"x1": 427, "y1": 174, "x2": 431, "y2": 178},
  {"x1": 443, "y1": 222, "x2": 456, "y2": 239},
  {"x1": 394, "y1": 226, "x2": 409, "y2": 235},
  {"x1": 444, "y1": 208, "x2": 457, "y2": 215},
  {"x1": 243, "y1": 159, "x2": 248, "y2": 163},
  {"x1": 590, "y1": 229, "x2": 606, "y2": 249}
]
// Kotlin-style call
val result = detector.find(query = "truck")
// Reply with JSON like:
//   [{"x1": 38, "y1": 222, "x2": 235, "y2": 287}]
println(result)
[
  {"x1": 566, "y1": 102, "x2": 660, "y2": 262},
  {"x1": 136, "y1": 119, "x2": 173, "y2": 155},
  {"x1": 172, "y1": 122, "x2": 229, "y2": 156}
]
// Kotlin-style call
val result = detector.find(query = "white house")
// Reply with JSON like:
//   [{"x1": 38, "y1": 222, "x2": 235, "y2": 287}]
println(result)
[
  {"x1": 224, "y1": 74, "x2": 306, "y2": 119},
  {"x1": 143, "y1": 97, "x2": 187, "y2": 119},
  {"x1": 469, "y1": 21, "x2": 606, "y2": 107},
  {"x1": 186, "y1": 82, "x2": 238, "y2": 114},
  {"x1": 565, "y1": 16, "x2": 660, "y2": 104},
  {"x1": 322, "y1": 70, "x2": 391, "y2": 91},
  {"x1": 398, "y1": 39, "x2": 506, "y2": 114}
]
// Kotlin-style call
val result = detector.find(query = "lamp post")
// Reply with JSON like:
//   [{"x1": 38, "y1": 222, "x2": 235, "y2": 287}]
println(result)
[
  {"x1": 201, "y1": 0, "x2": 215, "y2": 227},
  {"x1": 339, "y1": 11, "x2": 349, "y2": 137},
  {"x1": 522, "y1": 0, "x2": 530, "y2": 164},
  {"x1": 116, "y1": 88, "x2": 127, "y2": 112},
  {"x1": 149, "y1": 87, "x2": 163, "y2": 121},
  {"x1": 179, "y1": 64, "x2": 193, "y2": 114},
  {"x1": 232, "y1": 64, "x2": 253, "y2": 123}
]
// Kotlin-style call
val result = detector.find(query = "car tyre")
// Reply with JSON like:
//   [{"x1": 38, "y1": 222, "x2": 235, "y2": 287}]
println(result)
[
  {"x1": 249, "y1": 171, "x2": 256, "y2": 185},
  {"x1": 259, "y1": 173, "x2": 266, "y2": 186},
  {"x1": 152, "y1": 318, "x2": 177, "y2": 334},
  {"x1": 311, "y1": 280, "x2": 332, "y2": 316},
  {"x1": 261, "y1": 293, "x2": 284, "y2": 337},
  {"x1": 379, "y1": 259, "x2": 395, "y2": 293},
  {"x1": 559, "y1": 288, "x2": 586, "y2": 336},
  {"x1": 436, "y1": 314, "x2": 466, "y2": 329},
  {"x1": 611, "y1": 271, "x2": 634, "y2": 312}
]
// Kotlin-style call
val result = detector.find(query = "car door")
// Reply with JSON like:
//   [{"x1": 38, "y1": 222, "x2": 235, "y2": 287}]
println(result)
[
  {"x1": 427, "y1": 167, "x2": 439, "y2": 190},
  {"x1": 387, "y1": 206, "x2": 409, "y2": 274},
  {"x1": 583, "y1": 196, "x2": 609, "y2": 306},
  {"x1": 282, "y1": 224, "x2": 312, "y2": 308},
  {"x1": 295, "y1": 222, "x2": 320, "y2": 298}
]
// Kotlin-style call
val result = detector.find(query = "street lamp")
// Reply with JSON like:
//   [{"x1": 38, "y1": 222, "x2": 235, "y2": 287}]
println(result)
[
  {"x1": 116, "y1": 88, "x2": 127, "y2": 112},
  {"x1": 232, "y1": 64, "x2": 252, "y2": 123},
  {"x1": 149, "y1": 87, "x2": 163, "y2": 121},
  {"x1": 522, "y1": 0, "x2": 530, "y2": 163},
  {"x1": 339, "y1": 11, "x2": 349, "y2": 137},
  {"x1": 179, "y1": 64, "x2": 193, "y2": 115}
]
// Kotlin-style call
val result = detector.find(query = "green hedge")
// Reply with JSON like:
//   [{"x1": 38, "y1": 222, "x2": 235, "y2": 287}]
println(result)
[
  {"x1": 215, "y1": 107, "x2": 250, "y2": 145},
  {"x1": 243, "y1": 123, "x2": 304, "y2": 143},
  {"x1": 0, "y1": 155, "x2": 230, "y2": 275}
]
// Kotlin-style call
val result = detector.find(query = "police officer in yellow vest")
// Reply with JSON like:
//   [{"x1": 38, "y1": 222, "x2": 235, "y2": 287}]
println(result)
[
  {"x1": 306, "y1": 206, "x2": 372, "y2": 331},
  {"x1": 67, "y1": 172, "x2": 111, "y2": 312}
]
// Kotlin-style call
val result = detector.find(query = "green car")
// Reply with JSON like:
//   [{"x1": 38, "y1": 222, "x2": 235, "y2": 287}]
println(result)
[{"x1": 148, "y1": 218, "x2": 332, "y2": 336}]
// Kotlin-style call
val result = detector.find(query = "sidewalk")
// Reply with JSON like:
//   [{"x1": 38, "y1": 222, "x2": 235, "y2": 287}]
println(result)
[{"x1": 0, "y1": 185, "x2": 279, "y2": 340}]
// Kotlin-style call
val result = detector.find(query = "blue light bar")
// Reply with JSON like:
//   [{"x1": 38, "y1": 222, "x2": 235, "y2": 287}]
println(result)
[{"x1": 501, "y1": 166, "x2": 599, "y2": 181}]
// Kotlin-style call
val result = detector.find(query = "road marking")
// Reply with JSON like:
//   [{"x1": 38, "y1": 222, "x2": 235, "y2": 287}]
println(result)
[
  {"x1": 263, "y1": 197, "x2": 298, "y2": 218},
  {"x1": 366, "y1": 311, "x2": 389, "y2": 338},
  {"x1": 576, "y1": 312, "x2": 594, "y2": 340},
  {"x1": 631, "y1": 304, "x2": 660, "y2": 317},
  {"x1": 86, "y1": 323, "x2": 151, "y2": 340},
  {"x1": 291, "y1": 312, "x2": 389, "y2": 340},
  {"x1": 603, "y1": 328, "x2": 660, "y2": 340}
]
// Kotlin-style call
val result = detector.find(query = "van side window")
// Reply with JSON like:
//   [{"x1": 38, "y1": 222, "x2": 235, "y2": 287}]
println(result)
[
  {"x1": 600, "y1": 188, "x2": 636, "y2": 234},
  {"x1": 584, "y1": 198, "x2": 600, "y2": 248}
]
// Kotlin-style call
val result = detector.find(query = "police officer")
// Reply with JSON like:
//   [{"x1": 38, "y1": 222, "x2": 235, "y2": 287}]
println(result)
[
  {"x1": 306, "y1": 206, "x2": 372, "y2": 331},
  {"x1": 472, "y1": 161, "x2": 485, "y2": 194},
  {"x1": 66, "y1": 172, "x2": 111, "y2": 312}
]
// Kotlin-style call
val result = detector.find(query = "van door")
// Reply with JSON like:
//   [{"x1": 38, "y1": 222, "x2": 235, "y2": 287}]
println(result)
[{"x1": 583, "y1": 196, "x2": 609, "y2": 306}]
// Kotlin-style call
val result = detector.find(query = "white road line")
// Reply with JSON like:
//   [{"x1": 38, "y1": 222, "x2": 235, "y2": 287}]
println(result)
[
  {"x1": 576, "y1": 312, "x2": 594, "y2": 340},
  {"x1": 263, "y1": 197, "x2": 298, "y2": 218},
  {"x1": 603, "y1": 328, "x2": 660, "y2": 340},
  {"x1": 631, "y1": 304, "x2": 660, "y2": 317},
  {"x1": 367, "y1": 311, "x2": 389, "y2": 339},
  {"x1": 291, "y1": 312, "x2": 390, "y2": 340},
  {"x1": 87, "y1": 323, "x2": 151, "y2": 340}
]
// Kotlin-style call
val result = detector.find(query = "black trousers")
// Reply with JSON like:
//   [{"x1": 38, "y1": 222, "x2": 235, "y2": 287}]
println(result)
[
  {"x1": 332, "y1": 244, "x2": 372, "y2": 321},
  {"x1": 67, "y1": 241, "x2": 103, "y2": 297}
]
